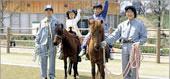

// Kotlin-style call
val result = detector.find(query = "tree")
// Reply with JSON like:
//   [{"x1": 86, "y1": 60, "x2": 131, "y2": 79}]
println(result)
[{"x1": 0, "y1": 0, "x2": 21, "y2": 33}]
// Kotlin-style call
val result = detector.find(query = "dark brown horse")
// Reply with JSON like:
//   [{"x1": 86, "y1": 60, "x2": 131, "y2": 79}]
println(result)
[
  {"x1": 53, "y1": 24, "x2": 79, "y2": 79},
  {"x1": 88, "y1": 20, "x2": 108, "y2": 79}
]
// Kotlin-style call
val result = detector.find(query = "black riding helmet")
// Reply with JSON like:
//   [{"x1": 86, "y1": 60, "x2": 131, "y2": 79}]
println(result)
[
  {"x1": 125, "y1": 5, "x2": 137, "y2": 18},
  {"x1": 93, "y1": 3, "x2": 103, "y2": 9},
  {"x1": 66, "y1": 10, "x2": 77, "y2": 19}
]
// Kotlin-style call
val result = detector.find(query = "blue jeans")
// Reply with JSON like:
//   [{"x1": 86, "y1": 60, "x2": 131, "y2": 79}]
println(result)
[
  {"x1": 40, "y1": 37, "x2": 56, "y2": 78},
  {"x1": 122, "y1": 43, "x2": 140, "y2": 79}
]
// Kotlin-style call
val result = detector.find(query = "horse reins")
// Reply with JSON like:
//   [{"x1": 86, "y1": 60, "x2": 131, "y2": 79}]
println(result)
[
  {"x1": 102, "y1": 45, "x2": 114, "y2": 79},
  {"x1": 55, "y1": 34, "x2": 62, "y2": 39},
  {"x1": 123, "y1": 44, "x2": 144, "y2": 79},
  {"x1": 54, "y1": 25, "x2": 65, "y2": 45}
]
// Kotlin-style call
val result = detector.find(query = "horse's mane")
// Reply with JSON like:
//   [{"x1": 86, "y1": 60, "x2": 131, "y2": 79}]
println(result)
[
  {"x1": 89, "y1": 20, "x2": 104, "y2": 31},
  {"x1": 89, "y1": 20, "x2": 105, "y2": 41}
]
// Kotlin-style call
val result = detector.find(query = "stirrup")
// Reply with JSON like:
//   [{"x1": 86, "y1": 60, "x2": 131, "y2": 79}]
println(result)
[{"x1": 79, "y1": 49, "x2": 86, "y2": 56}]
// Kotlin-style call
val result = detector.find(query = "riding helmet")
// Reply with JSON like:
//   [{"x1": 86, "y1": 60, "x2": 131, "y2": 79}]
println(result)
[
  {"x1": 44, "y1": 5, "x2": 53, "y2": 11},
  {"x1": 93, "y1": 3, "x2": 103, "y2": 9}
]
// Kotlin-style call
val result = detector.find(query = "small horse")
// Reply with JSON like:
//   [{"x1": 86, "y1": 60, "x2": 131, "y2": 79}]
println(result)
[
  {"x1": 53, "y1": 24, "x2": 79, "y2": 79},
  {"x1": 88, "y1": 20, "x2": 108, "y2": 79}
]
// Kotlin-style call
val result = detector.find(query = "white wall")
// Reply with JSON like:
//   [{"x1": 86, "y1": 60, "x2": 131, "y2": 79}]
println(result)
[{"x1": 2, "y1": 13, "x2": 117, "y2": 34}]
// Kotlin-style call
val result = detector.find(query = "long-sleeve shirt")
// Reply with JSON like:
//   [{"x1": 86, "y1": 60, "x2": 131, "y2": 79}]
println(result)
[
  {"x1": 105, "y1": 19, "x2": 147, "y2": 45},
  {"x1": 66, "y1": 10, "x2": 82, "y2": 37},
  {"x1": 89, "y1": 0, "x2": 109, "y2": 36},
  {"x1": 35, "y1": 16, "x2": 60, "y2": 45}
]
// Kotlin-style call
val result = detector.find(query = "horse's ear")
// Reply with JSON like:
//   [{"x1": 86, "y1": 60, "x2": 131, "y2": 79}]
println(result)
[
  {"x1": 60, "y1": 24, "x2": 64, "y2": 29},
  {"x1": 100, "y1": 20, "x2": 103, "y2": 24},
  {"x1": 88, "y1": 20, "x2": 91, "y2": 24},
  {"x1": 55, "y1": 24, "x2": 58, "y2": 26},
  {"x1": 88, "y1": 20, "x2": 94, "y2": 24},
  {"x1": 54, "y1": 24, "x2": 58, "y2": 33}
]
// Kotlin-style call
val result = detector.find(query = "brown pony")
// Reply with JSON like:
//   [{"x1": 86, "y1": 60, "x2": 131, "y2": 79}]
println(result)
[
  {"x1": 88, "y1": 20, "x2": 108, "y2": 79},
  {"x1": 53, "y1": 24, "x2": 78, "y2": 79}
]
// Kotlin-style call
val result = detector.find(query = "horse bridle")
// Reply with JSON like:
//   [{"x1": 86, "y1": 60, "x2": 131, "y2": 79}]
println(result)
[
  {"x1": 90, "y1": 22, "x2": 102, "y2": 51},
  {"x1": 55, "y1": 34, "x2": 62, "y2": 39},
  {"x1": 54, "y1": 24, "x2": 64, "y2": 44}
]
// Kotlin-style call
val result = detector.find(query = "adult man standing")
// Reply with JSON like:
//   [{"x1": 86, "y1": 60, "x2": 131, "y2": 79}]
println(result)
[{"x1": 35, "y1": 5, "x2": 60, "y2": 79}]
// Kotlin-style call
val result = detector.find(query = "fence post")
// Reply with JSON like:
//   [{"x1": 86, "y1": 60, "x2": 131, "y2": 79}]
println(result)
[
  {"x1": 156, "y1": 27, "x2": 160, "y2": 63},
  {"x1": 6, "y1": 27, "x2": 10, "y2": 53},
  {"x1": 156, "y1": 0, "x2": 161, "y2": 63}
]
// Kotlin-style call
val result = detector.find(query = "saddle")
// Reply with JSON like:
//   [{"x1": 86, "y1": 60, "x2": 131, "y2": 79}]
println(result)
[{"x1": 68, "y1": 31, "x2": 80, "y2": 46}]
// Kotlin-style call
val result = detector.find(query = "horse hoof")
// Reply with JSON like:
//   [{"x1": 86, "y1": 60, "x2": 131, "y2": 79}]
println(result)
[
  {"x1": 76, "y1": 73, "x2": 79, "y2": 76},
  {"x1": 74, "y1": 77, "x2": 76, "y2": 79},
  {"x1": 68, "y1": 70, "x2": 71, "y2": 75},
  {"x1": 64, "y1": 77, "x2": 67, "y2": 79}
]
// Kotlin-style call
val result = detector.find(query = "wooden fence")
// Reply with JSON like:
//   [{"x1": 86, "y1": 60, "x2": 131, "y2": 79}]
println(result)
[{"x1": 0, "y1": 27, "x2": 169, "y2": 63}]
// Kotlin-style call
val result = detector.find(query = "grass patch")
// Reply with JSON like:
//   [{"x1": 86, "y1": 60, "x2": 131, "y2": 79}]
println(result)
[
  {"x1": 113, "y1": 42, "x2": 169, "y2": 54},
  {"x1": 162, "y1": 13, "x2": 169, "y2": 29},
  {"x1": 15, "y1": 41, "x2": 35, "y2": 47},
  {"x1": 1, "y1": 52, "x2": 33, "y2": 56},
  {"x1": 1, "y1": 64, "x2": 122, "y2": 79},
  {"x1": 1, "y1": 52, "x2": 168, "y2": 78}
]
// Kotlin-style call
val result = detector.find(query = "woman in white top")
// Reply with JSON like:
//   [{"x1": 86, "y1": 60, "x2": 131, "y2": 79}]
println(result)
[{"x1": 66, "y1": 9, "x2": 82, "y2": 37}]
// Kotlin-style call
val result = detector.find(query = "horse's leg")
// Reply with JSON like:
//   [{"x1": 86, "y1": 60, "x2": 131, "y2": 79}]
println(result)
[
  {"x1": 64, "y1": 58, "x2": 67, "y2": 79},
  {"x1": 75, "y1": 62, "x2": 79, "y2": 76},
  {"x1": 100, "y1": 63, "x2": 105, "y2": 79},
  {"x1": 73, "y1": 62, "x2": 77, "y2": 79},
  {"x1": 97, "y1": 64, "x2": 101, "y2": 79},
  {"x1": 91, "y1": 62, "x2": 95, "y2": 79},
  {"x1": 76, "y1": 51, "x2": 79, "y2": 76},
  {"x1": 68, "y1": 60, "x2": 72, "y2": 75}
]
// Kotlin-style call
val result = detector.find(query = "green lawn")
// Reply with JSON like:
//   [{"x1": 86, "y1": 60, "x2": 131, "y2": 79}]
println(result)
[
  {"x1": 1, "y1": 64, "x2": 122, "y2": 79},
  {"x1": 1, "y1": 52, "x2": 169, "y2": 78}
]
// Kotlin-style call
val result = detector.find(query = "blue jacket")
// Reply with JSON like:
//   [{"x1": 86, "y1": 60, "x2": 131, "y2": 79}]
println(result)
[
  {"x1": 35, "y1": 16, "x2": 60, "y2": 46},
  {"x1": 105, "y1": 19, "x2": 147, "y2": 45},
  {"x1": 89, "y1": 0, "x2": 109, "y2": 36}
]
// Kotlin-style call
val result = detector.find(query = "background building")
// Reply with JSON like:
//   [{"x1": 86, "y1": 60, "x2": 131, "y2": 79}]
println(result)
[{"x1": 0, "y1": 0, "x2": 120, "y2": 34}]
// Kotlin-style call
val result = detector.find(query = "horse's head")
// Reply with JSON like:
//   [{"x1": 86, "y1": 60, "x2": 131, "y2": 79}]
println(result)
[
  {"x1": 88, "y1": 19, "x2": 104, "y2": 51},
  {"x1": 53, "y1": 23, "x2": 64, "y2": 46}
]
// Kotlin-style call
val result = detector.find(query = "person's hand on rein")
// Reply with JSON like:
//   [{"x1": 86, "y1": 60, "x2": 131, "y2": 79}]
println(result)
[
  {"x1": 132, "y1": 42, "x2": 140, "y2": 48},
  {"x1": 100, "y1": 41, "x2": 107, "y2": 48}
]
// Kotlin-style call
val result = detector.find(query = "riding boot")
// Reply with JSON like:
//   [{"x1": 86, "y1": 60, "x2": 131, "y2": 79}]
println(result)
[
  {"x1": 109, "y1": 48, "x2": 114, "y2": 60},
  {"x1": 79, "y1": 46, "x2": 86, "y2": 57}
]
